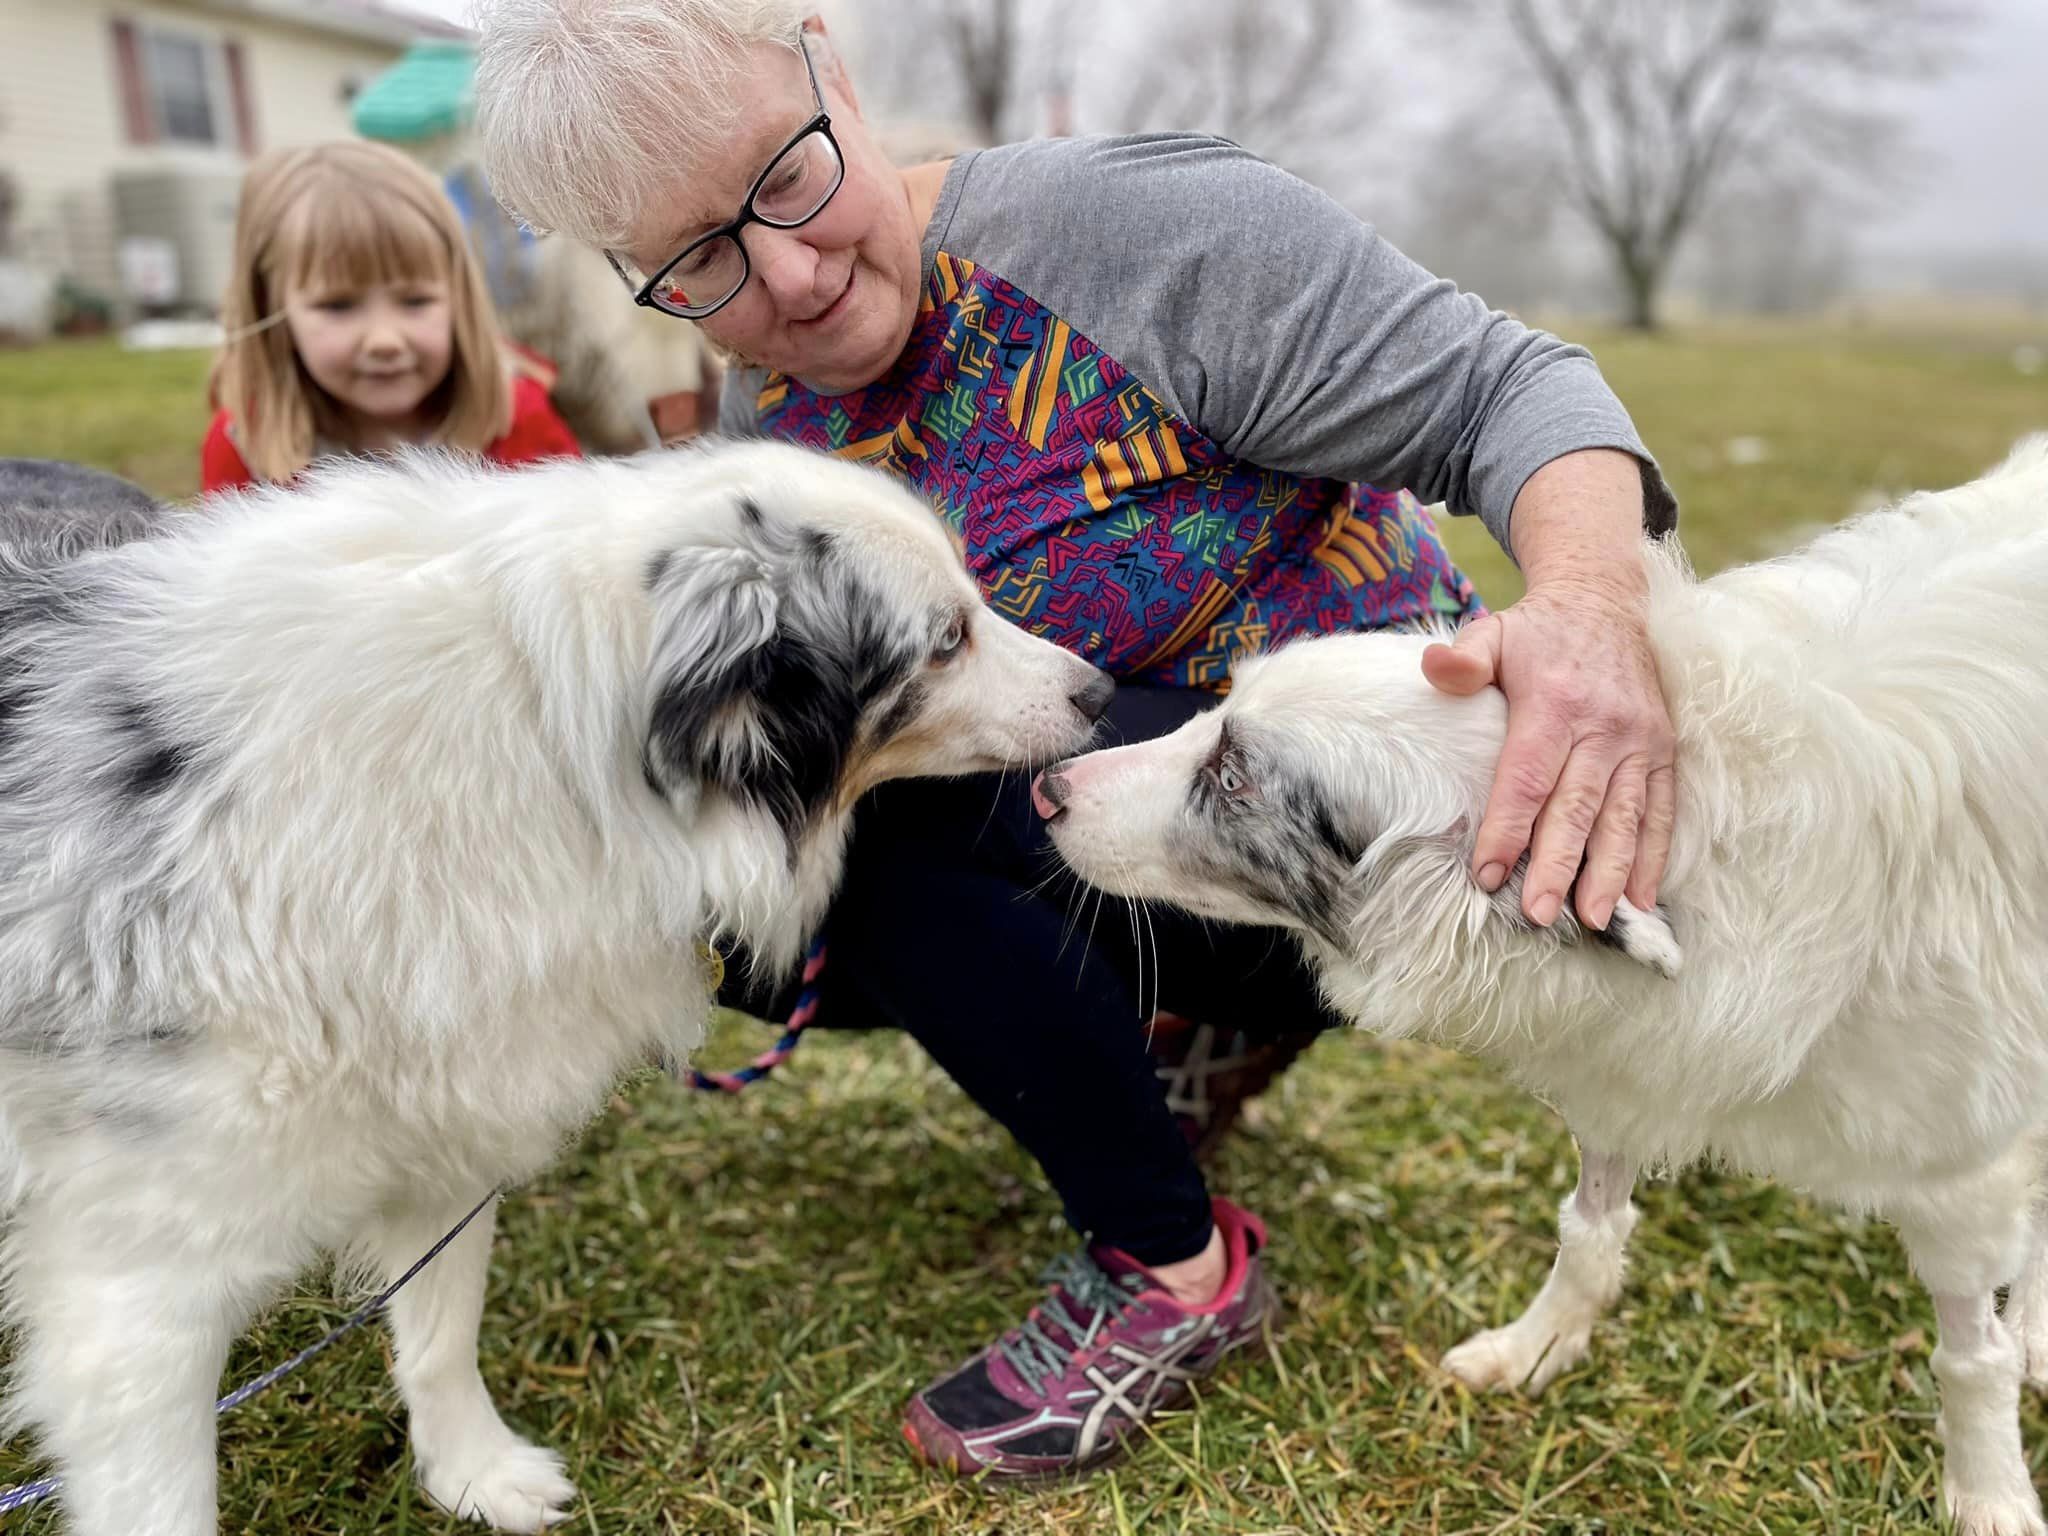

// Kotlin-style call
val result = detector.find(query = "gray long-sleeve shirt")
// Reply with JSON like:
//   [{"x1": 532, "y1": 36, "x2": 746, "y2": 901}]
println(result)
[{"x1": 722, "y1": 133, "x2": 1673, "y2": 684}]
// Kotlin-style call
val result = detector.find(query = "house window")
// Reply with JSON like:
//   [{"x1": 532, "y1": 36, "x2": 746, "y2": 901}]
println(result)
[
  {"x1": 140, "y1": 29, "x2": 220, "y2": 145},
  {"x1": 111, "y1": 20, "x2": 257, "y2": 153}
]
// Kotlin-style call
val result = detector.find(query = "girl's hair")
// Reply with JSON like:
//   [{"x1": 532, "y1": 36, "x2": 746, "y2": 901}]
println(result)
[{"x1": 211, "y1": 140, "x2": 515, "y2": 483}]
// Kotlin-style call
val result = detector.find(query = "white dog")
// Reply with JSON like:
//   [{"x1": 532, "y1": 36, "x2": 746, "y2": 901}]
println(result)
[
  {"x1": 0, "y1": 445, "x2": 1112, "y2": 1536},
  {"x1": 1038, "y1": 438, "x2": 2048, "y2": 1534}
]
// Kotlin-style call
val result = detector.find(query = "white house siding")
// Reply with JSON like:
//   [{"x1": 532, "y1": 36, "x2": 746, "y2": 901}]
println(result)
[{"x1": 0, "y1": 0, "x2": 407, "y2": 311}]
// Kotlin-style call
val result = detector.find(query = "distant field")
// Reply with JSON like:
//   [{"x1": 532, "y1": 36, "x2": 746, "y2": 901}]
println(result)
[
  {"x1": 1434, "y1": 318, "x2": 2048, "y2": 604},
  {"x1": 3, "y1": 319, "x2": 2046, "y2": 1534}
]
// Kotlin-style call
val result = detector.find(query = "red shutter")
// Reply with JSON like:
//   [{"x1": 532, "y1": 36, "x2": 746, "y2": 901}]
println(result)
[
  {"x1": 110, "y1": 19, "x2": 155, "y2": 145},
  {"x1": 222, "y1": 39, "x2": 257, "y2": 156}
]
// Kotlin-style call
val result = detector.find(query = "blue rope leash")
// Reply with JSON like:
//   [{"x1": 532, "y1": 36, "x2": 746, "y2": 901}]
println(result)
[{"x1": 0, "y1": 1190, "x2": 497, "y2": 1518}]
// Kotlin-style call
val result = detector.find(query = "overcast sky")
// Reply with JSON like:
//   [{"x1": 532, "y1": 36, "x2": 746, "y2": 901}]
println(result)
[
  {"x1": 1860, "y1": 0, "x2": 2048, "y2": 254},
  {"x1": 396, "y1": 0, "x2": 2047, "y2": 254}
]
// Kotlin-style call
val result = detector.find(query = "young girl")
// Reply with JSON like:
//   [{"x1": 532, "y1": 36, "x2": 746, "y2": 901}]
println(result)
[{"x1": 202, "y1": 140, "x2": 579, "y2": 493}]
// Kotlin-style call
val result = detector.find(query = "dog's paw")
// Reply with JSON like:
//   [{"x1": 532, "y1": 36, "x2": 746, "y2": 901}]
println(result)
[
  {"x1": 1947, "y1": 1491, "x2": 2048, "y2": 1536},
  {"x1": 1441, "y1": 1320, "x2": 1590, "y2": 1394},
  {"x1": 419, "y1": 1432, "x2": 577, "y2": 1532}
]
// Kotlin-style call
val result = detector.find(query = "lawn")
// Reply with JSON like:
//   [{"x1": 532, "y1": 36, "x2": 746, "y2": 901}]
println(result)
[
  {"x1": 0, "y1": 339, "x2": 216, "y2": 505},
  {"x1": 2, "y1": 320, "x2": 2046, "y2": 1534}
]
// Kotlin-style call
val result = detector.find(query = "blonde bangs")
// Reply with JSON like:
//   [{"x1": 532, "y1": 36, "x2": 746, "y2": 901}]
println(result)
[{"x1": 273, "y1": 166, "x2": 456, "y2": 300}]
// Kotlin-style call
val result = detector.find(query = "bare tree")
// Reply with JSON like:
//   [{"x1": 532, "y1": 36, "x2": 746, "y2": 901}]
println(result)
[
  {"x1": 1421, "y1": 0, "x2": 1970, "y2": 329},
  {"x1": 847, "y1": 0, "x2": 1389, "y2": 204},
  {"x1": 1392, "y1": 107, "x2": 1575, "y2": 314},
  {"x1": 849, "y1": 0, "x2": 1021, "y2": 148},
  {"x1": 947, "y1": 0, "x2": 1015, "y2": 144},
  {"x1": 1088, "y1": 0, "x2": 1381, "y2": 209}
]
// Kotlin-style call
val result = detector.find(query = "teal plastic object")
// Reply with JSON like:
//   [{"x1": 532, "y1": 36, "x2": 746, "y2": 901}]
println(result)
[{"x1": 352, "y1": 41, "x2": 477, "y2": 143}]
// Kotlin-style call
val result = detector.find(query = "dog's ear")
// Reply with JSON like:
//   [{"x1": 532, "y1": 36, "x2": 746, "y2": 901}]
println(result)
[{"x1": 642, "y1": 538, "x2": 861, "y2": 835}]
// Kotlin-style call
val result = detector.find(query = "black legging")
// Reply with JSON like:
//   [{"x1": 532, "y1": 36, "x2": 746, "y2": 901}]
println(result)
[{"x1": 726, "y1": 685, "x2": 1342, "y2": 1267}]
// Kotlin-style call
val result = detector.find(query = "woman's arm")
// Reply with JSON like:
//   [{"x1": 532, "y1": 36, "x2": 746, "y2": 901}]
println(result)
[
  {"x1": 1423, "y1": 449, "x2": 1676, "y2": 930},
  {"x1": 1130, "y1": 141, "x2": 1678, "y2": 926},
  {"x1": 942, "y1": 136, "x2": 1676, "y2": 549},
  {"x1": 921, "y1": 135, "x2": 1684, "y2": 924}
]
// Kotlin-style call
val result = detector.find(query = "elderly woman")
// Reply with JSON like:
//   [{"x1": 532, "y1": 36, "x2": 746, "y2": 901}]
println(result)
[{"x1": 476, "y1": 0, "x2": 1678, "y2": 1482}]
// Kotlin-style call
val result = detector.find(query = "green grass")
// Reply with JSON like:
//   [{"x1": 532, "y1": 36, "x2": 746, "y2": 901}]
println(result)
[
  {"x1": 1434, "y1": 319, "x2": 2048, "y2": 604},
  {"x1": 0, "y1": 340, "x2": 214, "y2": 503},
  {"x1": 2, "y1": 320, "x2": 2047, "y2": 1533}
]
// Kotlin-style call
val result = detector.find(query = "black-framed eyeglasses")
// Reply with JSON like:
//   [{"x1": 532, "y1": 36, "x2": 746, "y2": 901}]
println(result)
[{"x1": 606, "y1": 34, "x2": 844, "y2": 321}]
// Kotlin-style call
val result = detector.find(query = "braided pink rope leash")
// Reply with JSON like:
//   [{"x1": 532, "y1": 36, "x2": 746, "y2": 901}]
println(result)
[{"x1": 689, "y1": 940, "x2": 826, "y2": 1092}]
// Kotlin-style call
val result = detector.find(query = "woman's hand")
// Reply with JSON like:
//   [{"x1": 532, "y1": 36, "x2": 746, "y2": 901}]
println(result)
[{"x1": 1423, "y1": 449, "x2": 1676, "y2": 930}]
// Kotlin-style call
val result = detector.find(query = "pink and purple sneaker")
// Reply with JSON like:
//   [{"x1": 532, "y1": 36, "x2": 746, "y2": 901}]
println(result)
[{"x1": 902, "y1": 1198, "x2": 1277, "y2": 1481}]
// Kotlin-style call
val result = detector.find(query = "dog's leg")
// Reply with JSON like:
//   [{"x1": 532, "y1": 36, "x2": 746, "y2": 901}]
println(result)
[
  {"x1": 1927, "y1": 1290, "x2": 2045, "y2": 1536},
  {"x1": 364, "y1": 1194, "x2": 577, "y2": 1532},
  {"x1": 1998, "y1": 1186, "x2": 2048, "y2": 1389},
  {"x1": 7, "y1": 1207, "x2": 252, "y2": 1536},
  {"x1": 1899, "y1": 1169, "x2": 2044, "y2": 1536},
  {"x1": 1441, "y1": 1140, "x2": 1636, "y2": 1394}
]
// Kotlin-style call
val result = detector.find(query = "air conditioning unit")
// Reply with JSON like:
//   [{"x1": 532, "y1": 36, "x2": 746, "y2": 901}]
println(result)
[{"x1": 110, "y1": 167, "x2": 242, "y2": 312}]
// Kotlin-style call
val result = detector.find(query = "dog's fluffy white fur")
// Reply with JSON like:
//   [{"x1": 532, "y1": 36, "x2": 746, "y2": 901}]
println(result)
[
  {"x1": 0, "y1": 444, "x2": 1110, "y2": 1535},
  {"x1": 1043, "y1": 437, "x2": 2048, "y2": 1534}
]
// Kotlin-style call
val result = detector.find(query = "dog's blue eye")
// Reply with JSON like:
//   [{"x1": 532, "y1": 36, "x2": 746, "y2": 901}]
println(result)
[
  {"x1": 933, "y1": 617, "x2": 966, "y2": 660},
  {"x1": 1218, "y1": 763, "x2": 1246, "y2": 796}
]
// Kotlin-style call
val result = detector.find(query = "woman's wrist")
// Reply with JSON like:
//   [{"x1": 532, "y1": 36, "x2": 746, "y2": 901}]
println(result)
[{"x1": 1510, "y1": 448, "x2": 1651, "y2": 602}]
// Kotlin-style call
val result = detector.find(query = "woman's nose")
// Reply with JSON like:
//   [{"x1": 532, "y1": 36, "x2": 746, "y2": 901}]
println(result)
[{"x1": 743, "y1": 225, "x2": 829, "y2": 313}]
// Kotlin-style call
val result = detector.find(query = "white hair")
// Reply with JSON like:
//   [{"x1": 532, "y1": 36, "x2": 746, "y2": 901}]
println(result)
[{"x1": 475, "y1": 0, "x2": 809, "y2": 248}]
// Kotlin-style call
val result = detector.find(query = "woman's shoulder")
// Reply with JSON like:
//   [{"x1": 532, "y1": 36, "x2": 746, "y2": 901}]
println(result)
[
  {"x1": 971, "y1": 130, "x2": 1258, "y2": 173},
  {"x1": 935, "y1": 131, "x2": 1341, "y2": 306},
  {"x1": 926, "y1": 133, "x2": 1362, "y2": 414},
  {"x1": 949, "y1": 132, "x2": 1284, "y2": 220}
]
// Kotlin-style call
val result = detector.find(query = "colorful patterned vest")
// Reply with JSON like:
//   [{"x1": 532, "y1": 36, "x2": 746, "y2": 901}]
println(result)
[{"x1": 750, "y1": 255, "x2": 1483, "y2": 690}]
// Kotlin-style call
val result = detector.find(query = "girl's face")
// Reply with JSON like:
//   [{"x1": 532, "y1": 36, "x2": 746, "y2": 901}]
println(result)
[{"x1": 282, "y1": 276, "x2": 455, "y2": 441}]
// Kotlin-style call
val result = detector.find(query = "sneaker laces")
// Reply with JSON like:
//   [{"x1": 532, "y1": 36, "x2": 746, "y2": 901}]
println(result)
[{"x1": 996, "y1": 1250, "x2": 1146, "y2": 1396}]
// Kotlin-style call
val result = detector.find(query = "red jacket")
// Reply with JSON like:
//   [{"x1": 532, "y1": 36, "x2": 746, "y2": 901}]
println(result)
[{"x1": 201, "y1": 373, "x2": 580, "y2": 494}]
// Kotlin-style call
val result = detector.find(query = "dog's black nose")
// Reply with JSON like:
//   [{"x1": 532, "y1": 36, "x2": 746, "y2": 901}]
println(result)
[
  {"x1": 1032, "y1": 766, "x2": 1070, "y2": 820},
  {"x1": 1070, "y1": 670, "x2": 1115, "y2": 723}
]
